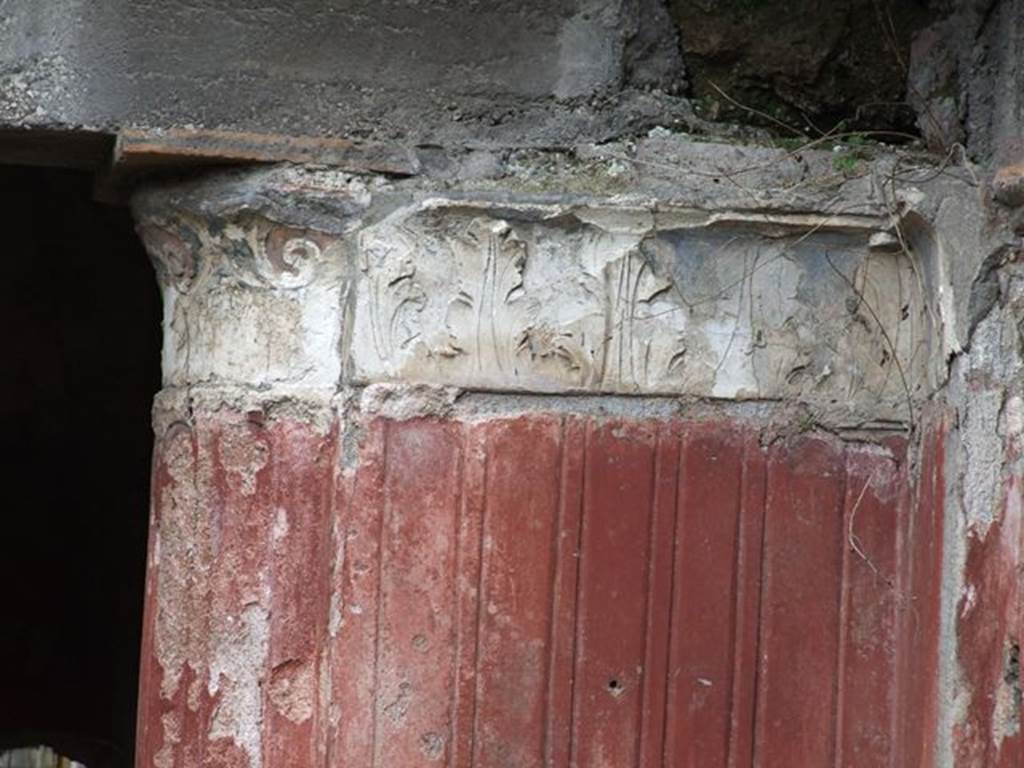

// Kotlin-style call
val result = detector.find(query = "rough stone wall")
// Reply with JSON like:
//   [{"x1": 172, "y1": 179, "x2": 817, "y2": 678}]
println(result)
[
  {"x1": 909, "y1": 0, "x2": 1024, "y2": 165},
  {"x1": 934, "y1": 191, "x2": 1024, "y2": 766},
  {"x1": 0, "y1": 0, "x2": 690, "y2": 148},
  {"x1": 1, "y1": 0, "x2": 1019, "y2": 169}
]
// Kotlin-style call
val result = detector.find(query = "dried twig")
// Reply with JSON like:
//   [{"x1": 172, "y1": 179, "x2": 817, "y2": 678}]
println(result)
[
  {"x1": 847, "y1": 469, "x2": 888, "y2": 583},
  {"x1": 706, "y1": 80, "x2": 806, "y2": 137}
]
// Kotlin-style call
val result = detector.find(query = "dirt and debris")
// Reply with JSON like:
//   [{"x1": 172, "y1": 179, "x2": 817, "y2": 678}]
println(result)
[{"x1": 669, "y1": 0, "x2": 936, "y2": 138}]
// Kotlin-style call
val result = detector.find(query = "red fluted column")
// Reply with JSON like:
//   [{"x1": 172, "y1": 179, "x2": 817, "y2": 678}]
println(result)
[{"x1": 131, "y1": 161, "x2": 967, "y2": 768}]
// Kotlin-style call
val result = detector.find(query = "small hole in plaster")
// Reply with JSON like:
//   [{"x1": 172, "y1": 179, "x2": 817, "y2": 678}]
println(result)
[{"x1": 1005, "y1": 641, "x2": 1021, "y2": 699}]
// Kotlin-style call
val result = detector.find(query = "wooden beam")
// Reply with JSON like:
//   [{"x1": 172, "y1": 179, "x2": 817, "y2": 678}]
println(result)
[
  {"x1": 112, "y1": 128, "x2": 420, "y2": 176},
  {"x1": 96, "y1": 127, "x2": 422, "y2": 203}
]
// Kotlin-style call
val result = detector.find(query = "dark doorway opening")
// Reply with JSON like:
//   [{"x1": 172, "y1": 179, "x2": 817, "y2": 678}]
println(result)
[{"x1": 0, "y1": 168, "x2": 161, "y2": 767}]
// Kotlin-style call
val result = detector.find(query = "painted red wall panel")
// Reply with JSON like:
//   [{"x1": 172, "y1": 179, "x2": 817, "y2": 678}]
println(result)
[
  {"x1": 836, "y1": 447, "x2": 903, "y2": 768},
  {"x1": 637, "y1": 426, "x2": 682, "y2": 768},
  {"x1": 755, "y1": 437, "x2": 846, "y2": 767},
  {"x1": 663, "y1": 426, "x2": 752, "y2": 768},
  {"x1": 137, "y1": 415, "x2": 336, "y2": 768},
  {"x1": 472, "y1": 417, "x2": 563, "y2": 767},
  {"x1": 329, "y1": 418, "x2": 385, "y2": 766},
  {"x1": 897, "y1": 423, "x2": 945, "y2": 768},
  {"x1": 264, "y1": 422, "x2": 335, "y2": 768},
  {"x1": 571, "y1": 421, "x2": 658, "y2": 768},
  {"x1": 139, "y1": 412, "x2": 939, "y2": 768},
  {"x1": 374, "y1": 420, "x2": 463, "y2": 766}
]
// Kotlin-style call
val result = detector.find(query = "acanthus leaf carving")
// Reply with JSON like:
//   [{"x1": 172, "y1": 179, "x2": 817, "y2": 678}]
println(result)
[
  {"x1": 360, "y1": 229, "x2": 427, "y2": 367},
  {"x1": 576, "y1": 230, "x2": 688, "y2": 390},
  {"x1": 515, "y1": 323, "x2": 596, "y2": 386},
  {"x1": 599, "y1": 249, "x2": 686, "y2": 390},
  {"x1": 444, "y1": 218, "x2": 529, "y2": 376}
]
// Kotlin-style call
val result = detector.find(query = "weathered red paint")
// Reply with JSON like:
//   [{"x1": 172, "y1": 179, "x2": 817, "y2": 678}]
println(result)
[
  {"x1": 896, "y1": 421, "x2": 946, "y2": 768},
  {"x1": 841, "y1": 442, "x2": 910, "y2": 768},
  {"x1": 954, "y1": 418, "x2": 1023, "y2": 768},
  {"x1": 137, "y1": 412, "x2": 946, "y2": 767},
  {"x1": 756, "y1": 436, "x2": 846, "y2": 766},
  {"x1": 137, "y1": 413, "x2": 335, "y2": 768}
]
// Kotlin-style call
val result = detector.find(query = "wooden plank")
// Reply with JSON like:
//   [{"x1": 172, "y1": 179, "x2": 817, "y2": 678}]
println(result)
[
  {"x1": 113, "y1": 127, "x2": 421, "y2": 176},
  {"x1": 95, "y1": 126, "x2": 421, "y2": 203}
]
